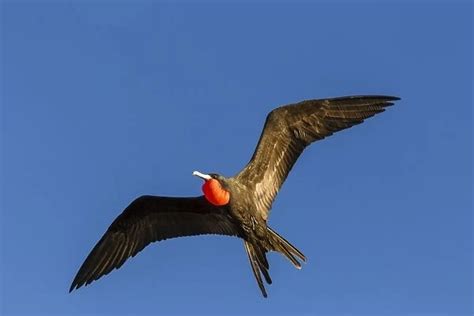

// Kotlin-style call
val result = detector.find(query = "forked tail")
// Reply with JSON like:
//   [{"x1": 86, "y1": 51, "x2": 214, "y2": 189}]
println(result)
[
  {"x1": 244, "y1": 240, "x2": 272, "y2": 298},
  {"x1": 267, "y1": 226, "x2": 306, "y2": 269},
  {"x1": 243, "y1": 227, "x2": 305, "y2": 297}
]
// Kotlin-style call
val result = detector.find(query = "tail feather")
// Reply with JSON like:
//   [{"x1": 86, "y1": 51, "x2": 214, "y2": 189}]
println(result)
[
  {"x1": 252, "y1": 242, "x2": 270, "y2": 270},
  {"x1": 252, "y1": 245, "x2": 272, "y2": 284},
  {"x1": 244, "y1": 241, "x2": 270, "y2": 298},
  {"x1": 267, "y1": 227, "x2": 306, "y2": 268},
  {"x1": 276, "y1": 242, "x2": 302, "y2": 269},
  {"x1": 243, "y1": 228, "x2": 305, "y2": 297}
]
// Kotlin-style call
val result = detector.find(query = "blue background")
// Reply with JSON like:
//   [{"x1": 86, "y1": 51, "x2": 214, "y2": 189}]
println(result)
[{"x1": 1, "y1": 1, "x2": 472, "y2": 315}]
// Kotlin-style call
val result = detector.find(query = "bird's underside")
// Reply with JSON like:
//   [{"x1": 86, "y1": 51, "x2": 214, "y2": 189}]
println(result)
[{"x1": 70, "y1": 95, "x2": 399, "y2": 297}]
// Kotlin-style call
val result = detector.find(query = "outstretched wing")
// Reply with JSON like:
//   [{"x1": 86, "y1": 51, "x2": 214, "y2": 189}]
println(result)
[
  {"x1": 236, "y1": 95, "x2": 399, "y2": 219},
  {"x1": 70, "y1": 195, "x2": 241, "y2": 292}
]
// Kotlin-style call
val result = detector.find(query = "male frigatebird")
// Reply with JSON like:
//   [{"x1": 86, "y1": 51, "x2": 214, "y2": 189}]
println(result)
[{"x1": 70, "y1": 95, "x2": 399, "y2": 297}]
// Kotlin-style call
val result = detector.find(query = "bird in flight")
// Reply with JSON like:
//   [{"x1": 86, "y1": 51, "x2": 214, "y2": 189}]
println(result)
[{"x1": 70, "y1": 95, "x2": 399, "y2": 297}]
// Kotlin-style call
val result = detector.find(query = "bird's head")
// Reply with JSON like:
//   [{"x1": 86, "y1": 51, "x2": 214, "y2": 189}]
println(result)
[{"x1": 192, "y1": 171, "x2": 230, "y2": 206}]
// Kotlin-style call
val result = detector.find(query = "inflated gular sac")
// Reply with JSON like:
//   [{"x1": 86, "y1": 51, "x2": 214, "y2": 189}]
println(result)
[{"x1": 202, "y1": 179, "x2": 230, "y2": 206}]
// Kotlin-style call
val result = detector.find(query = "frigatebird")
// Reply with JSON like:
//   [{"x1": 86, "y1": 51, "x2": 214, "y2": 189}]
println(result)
[{"x1": 70, "y1": 95, "x2": 399, "y2": 297}]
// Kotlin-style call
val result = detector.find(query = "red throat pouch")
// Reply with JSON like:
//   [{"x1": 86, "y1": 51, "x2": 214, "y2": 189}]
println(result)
[{"x1": 202, "y1": 179, "x2": 230, "y2": 206}]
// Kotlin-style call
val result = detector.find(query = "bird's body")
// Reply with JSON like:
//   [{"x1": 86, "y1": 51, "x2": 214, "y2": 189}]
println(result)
[{"x1": 70, "y1": 95, "x2": 399, "y2": 297}]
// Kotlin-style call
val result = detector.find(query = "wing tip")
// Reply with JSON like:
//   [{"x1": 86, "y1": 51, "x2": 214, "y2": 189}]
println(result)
[
  {"x1": 350, "y1": 95, "x2": 401, "y2": 101},
  {"x1": 69, "y1": 276, "x2": 87, "y2": 293},
  {"x1": 381, "y1": 95, "x2": 401, "y2": 107},
  {"x1": 69, "y1": 282, "x2": 78, "y2": 293},
  {"x1": 372, "y1": 95, "x2": 400, "y2": 101},
  {"x1": 328, "y1": 95, "x2": 401, "y2": 103}
]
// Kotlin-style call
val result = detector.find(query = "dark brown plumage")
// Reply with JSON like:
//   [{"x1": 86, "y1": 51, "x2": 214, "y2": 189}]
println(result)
[{"x1": 70, "y1": 95, "x2": 399, "y2": 297}]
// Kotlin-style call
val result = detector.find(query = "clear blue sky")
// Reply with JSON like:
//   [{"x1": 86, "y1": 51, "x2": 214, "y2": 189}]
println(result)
[{"x1": 1, "y1": 1, "x2": 472, "y2": 315}]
